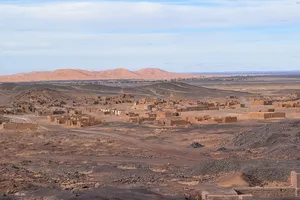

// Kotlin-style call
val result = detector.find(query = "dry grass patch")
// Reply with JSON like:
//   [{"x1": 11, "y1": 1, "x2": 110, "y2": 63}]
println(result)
[
  {"x1": 150, "y1": 167, "x2": 168, "y2": 173},
  {"x1": 117, "y1": 165, "x2": 137, "y2": 170},
  {"x1": 177, "y1": 180, "x2": 199, "y2": 186}
]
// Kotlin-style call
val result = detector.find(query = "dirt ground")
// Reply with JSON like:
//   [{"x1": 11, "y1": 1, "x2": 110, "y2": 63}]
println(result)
[{"x1": 1, "y1": 75, "x2": 300, "y2": 199}]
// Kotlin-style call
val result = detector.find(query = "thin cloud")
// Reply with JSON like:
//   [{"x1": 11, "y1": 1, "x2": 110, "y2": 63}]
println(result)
[{"x1": 0, "y1": 0, "x2": 299, "y2": 30}]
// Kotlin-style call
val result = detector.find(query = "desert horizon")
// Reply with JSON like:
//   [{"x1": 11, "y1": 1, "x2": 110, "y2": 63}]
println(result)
[{"x1": 1, "y1": 67, "x2": 300, "y2": 83}]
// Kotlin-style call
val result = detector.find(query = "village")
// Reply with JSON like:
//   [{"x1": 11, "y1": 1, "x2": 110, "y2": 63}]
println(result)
[{"x1": 1, "y1": 91, "x2": 300, "y2": 131}]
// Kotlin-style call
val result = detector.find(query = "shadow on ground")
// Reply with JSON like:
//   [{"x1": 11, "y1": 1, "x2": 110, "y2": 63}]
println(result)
[{"x1": 1, "y1": 188, "x2": 184, "y2": 200}]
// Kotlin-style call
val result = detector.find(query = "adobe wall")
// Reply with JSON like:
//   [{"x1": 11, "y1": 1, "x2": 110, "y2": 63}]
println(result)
[
  {"x1": 170, "y1": 118, "x2": 189, "y2": 126},
  {"x1": 154, "y1": 117, "x2": 189, "y2": 126},
  {"x1": 135, "y1": 104, "x2": 155, "y2": 111},
  {"x1": 247, "y1": 112, "x2": 265, "y2": 119},
  {"x1": 156, "y1": 111, "x2": 174, "y2": 119},
  {"x1": 1, "y1": 123, "x2": 17, "y2": 130},
  {"x1": 252, "y1": 100, "x2": 273, "y2": 105},
  {"x1": 258, "y1": 108, "x2": 275, "y2": 112},
  {"x1": 128, "y1": 117, "x2": 139, "y2": 123},
  {"x1": 1, "y1": 123, "x2": 38, "y2": 130},
  {"x1": 264, "y1": 112, "x2": 286, "y2": 119},
  {"x1": 139, "y1": 117, "x2": 156, "y2": 123},
  {"x1": 204, "y1": 171, "x2": 300, "y2": 200},
  {"x1": 208, "y1": 107, "x2": 220, "y2": 110},
  {"x1": 224, "y1": 116, "x2": 238, "y2": 123},
  {"x1": 47, "y1": 115, "x2": 55, "y2": 122},
  {"x1": 234, "y1": 187, "x2": 295, "y2": 198},
  {"x1": 213, "y1": 116, "x2": 237, "y2": 123},
  {"x1": 247, "y1": 112, "x2": 286, "y2": 119},
  {"x1": 276, "y1": 103, "x2": 293, "y2": 108},
  {"x1": 291, "y1": 171, "x2": 300, "y2": 189},
  {"x1": 214, "y1": 117, "x2": 223, "y2": 123},
  {"x1": 206, "y1": 194, "x2": 253, "y2": 200},
  {"x1": 202, "y1": 191, "x2": 253, "y2": 200},
  {"x1": 176, "y1": 106, "x2": 208, "y2": 112}
]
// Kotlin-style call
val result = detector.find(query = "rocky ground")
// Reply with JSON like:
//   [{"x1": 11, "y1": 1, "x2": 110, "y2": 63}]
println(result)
[{"x1": 1, "y1": 118, "x2": 300, "y2": 199}]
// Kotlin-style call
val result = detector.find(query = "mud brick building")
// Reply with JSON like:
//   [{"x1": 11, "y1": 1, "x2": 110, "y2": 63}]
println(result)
[
  {"x1": 252, "y1": 100, "x2": 273, "y2": 105},
  {"x1": 155, "y1": 117, "x2": 189, "y2": 126}
]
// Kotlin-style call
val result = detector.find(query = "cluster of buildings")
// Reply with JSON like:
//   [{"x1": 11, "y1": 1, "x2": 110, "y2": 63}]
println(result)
[
  {"x1": 125, "y1": 98, "x2": 241, "y2": 126},
  {"x1": 2, "y1": 91, "x2": 300, "y2": 129},
  {"x1": 247, "y1": 100, "x2": 299, "y2": 119},
  {"x1": 47, "y1": 110, "x2": 101, "y2": 128}
]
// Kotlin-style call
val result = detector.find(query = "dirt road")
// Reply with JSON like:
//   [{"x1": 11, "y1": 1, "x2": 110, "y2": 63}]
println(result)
[{"x1": 71, "y1": 129, "x2": 207, "y2": 162}]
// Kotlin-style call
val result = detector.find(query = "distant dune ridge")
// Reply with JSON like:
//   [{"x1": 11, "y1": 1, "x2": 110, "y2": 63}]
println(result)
[{"x1": 0, "y1": 68, "x2": 198, "y2": 82}]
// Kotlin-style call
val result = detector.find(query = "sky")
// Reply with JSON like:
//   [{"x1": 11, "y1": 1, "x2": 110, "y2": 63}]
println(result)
[{"x1": 0, "y1": 0, "x2": 300, "y2": 74}]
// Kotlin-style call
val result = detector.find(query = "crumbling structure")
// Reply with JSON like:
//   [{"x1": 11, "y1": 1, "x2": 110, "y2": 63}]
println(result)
[
  {"x1": 155, "y1": 117, "x2": 190, "y2": 126},
  {"x1": 247, "y1": 112, "x2": 286, "y2": 119},
  {"x1": 213, "y1": 116, "x2": 238, "y2": 123},
  {"x1": 47, "y1": 113, "x2": 101, "y2": 128},
  {"x1": 276, "y1": 102, "x2": 300, "y2": 108},
  {"x1": 252, "y1": 100, "x2": 273, "y2": 105},
  {"x1": 0, "y1": 122, "x2": 38, "y2": 130},
  {"x1": 202, "y1": 171, "x2": 300, "y2": 200}
]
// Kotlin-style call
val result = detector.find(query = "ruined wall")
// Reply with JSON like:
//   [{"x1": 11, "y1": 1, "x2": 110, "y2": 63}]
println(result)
[
  {"x1": 213, "y1": 116, "x2": 237, "y2": 123},
  {"x1": 156, "y1": 111, "x2": 175, "y2": 119},
  {"x1": 154, "y1": 117, "x2": 189, "y2": 126},
  {"x1": 247, "y1": 112, "x2": 285, "y2": 119},
  {"x1": 264, "y1": 112, "x2": 286, "y2": 119},
  {"x1": 291, "y1": 171, "x2": 300, "y2": 196},
  {"x1": 252, "y1": 100, "x2": 273, "y2": 105},
  {"x1": 205, "y1": 194, "x2": 252, "y2": 200},
  {"x1": 259, "y1": 108, "x2": 275, "y2": 112},
  {"x1": 1, "y1": 123, "x2": 38, "y2": 130},
  {"x1": 202, "y1": 191, "x2": 253, "y2": 200},
  {"x1": 234, "y1": 187, "x2": 295, "y2": 198},
  {"x1": 139, "y1": 117, "x2": 156, "y2": 123},
  {"x1": 185, "y1": 115, "x2": 212, "y2": 124},
  {"x1": 208, "y1": 107, "x2": 220, "y2": 110},
  {"x1": 224, "y1": 116, "x2": 238, "y2": 123},
  {"x1": 176, "y1": 106, "x2": 208, "y2": 112},
  {"x1": 170, "y1": 118, "x2": 189, "y2": 126},
  {"x1": 291, "y1": 171, "x2": 300, "y2": 188},
  {"x1": 128, "y1": 117, "x2": 139, "y2": 123},
  {"x1": 147, "y1": 113, "x2": 157, "y2": 118},
  {"x1": 203, "y1": 171, "x2": 300, "y2": 200},
  {"x1": 135, "y1": 104, "x2": 155, "y2": 111},
  {"x1": 126, "y1": 112, "x2": 139, "y2": 117}
]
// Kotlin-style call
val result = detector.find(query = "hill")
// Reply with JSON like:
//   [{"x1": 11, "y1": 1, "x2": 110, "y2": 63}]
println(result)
[
  {"x1": 135, "y1": 68, "x2": 190, "y2": 79},
  {"x1": 0, "y1": 68, "x2": 197, "y2": 83},
  {"x1": 124, "y1": 82, "x2": 248, "y2": 99},
  {"x1": 1, "y1": 82, "x2": 249, "y2": 102}
]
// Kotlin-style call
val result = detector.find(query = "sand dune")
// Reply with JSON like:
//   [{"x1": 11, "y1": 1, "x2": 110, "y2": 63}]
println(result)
[{"x1": 0, "y1": 68, "x2": 197, "y2": 82}]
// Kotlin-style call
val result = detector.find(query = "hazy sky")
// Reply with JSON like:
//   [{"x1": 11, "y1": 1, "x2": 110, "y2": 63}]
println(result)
[{"x1": 0, "y1": 0, "x2": 300, "y2": 74}]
